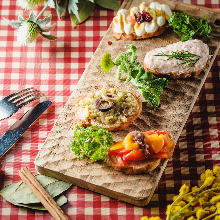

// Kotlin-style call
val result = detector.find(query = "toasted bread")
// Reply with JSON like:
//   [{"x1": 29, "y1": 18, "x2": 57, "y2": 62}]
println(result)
[
  {"x1": 74, "y1": 89, "x2": 142, "y2": 131},
  {"x1": 143, "y1": 39, "x2": 209, "y2": 78},
  {"x1": 113, "y1": 25, "x2": 166, "y2": 41},
  {"x1": 108, "y1": 130, "x2": 175, "y2": 174}
]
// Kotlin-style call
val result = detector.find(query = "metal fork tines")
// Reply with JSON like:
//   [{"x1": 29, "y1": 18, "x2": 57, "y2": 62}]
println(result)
[{"x1": 0, "y1": 87, "x2": 42, "y2": 121}]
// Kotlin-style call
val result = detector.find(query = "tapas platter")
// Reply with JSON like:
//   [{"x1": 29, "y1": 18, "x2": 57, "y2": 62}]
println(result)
[{"x1": 35, "y1": 0, "x2": 220, "y2": 206}]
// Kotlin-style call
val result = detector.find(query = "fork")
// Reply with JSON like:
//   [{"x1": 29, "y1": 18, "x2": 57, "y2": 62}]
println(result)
[{"x1": 0, "y1": 87, "x2": 42, "y2": 121}]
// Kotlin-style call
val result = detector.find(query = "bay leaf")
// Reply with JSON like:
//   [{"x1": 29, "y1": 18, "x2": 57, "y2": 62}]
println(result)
[
  {"x1": 69, "y1": 0, "x2": 95, "y2": 25},
  {"x1": 0, "y1": 174, "x2": 72, "y2": 205},
  {"x1": 17, "y1": 195, "x2": 68, "y2": 210},
  {"x1": 95, "y1": 0, "x2": 120, "y2": 11},
  {"x1": 2, "y1": 194, "x2": 67, "y2": 210}
]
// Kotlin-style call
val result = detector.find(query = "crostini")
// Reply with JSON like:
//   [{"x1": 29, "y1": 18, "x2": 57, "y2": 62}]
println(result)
[
  {"x1": 108, "y1": 130, "x2": 175, "y2": 174},
  {"x1": 143, "y1": 39, "x2": 209, "y2": 78},
  {"x1": 112, "y1": 1, "x2": 172, "y2": 40},
  {"x1": 74, "y1": 88, "x2": 142, "y2": 131}
]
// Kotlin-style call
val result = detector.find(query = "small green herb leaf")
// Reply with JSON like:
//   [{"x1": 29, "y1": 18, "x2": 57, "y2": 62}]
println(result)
[
  {"x1": 101, "y1": 53, "x2": 115, "y2": 72},
  {"x1": 142, "y1": 90, "x2": 160, "y2": 109},
  {"x1": 70, "y1": 125, "x2": 114, "y2": 162},
  {"x1": 95, "y1": 0, "x2": 120, "y2": 11},
  {"x1": 154, "y1": 50, "x2": 201, "y2": 68},
  {"x1": 168, "y1": 12, "x2": 211, "y2": 42}
]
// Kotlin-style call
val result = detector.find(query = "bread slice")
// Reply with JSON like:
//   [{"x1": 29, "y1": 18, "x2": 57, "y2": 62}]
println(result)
[
  {"x1": 74, "y1": 89, "x2": 142, "y2": 131},
  {"x1": 113, "y1": 25, "x2": 166, "y2": 41},
  {"x1": 108, "y1": 130, "x2": 175, "y2": 174},
  {"x1": 108, "y1": 155, "x2": 161, "y2": 174},
  {"x1": 143, "y1": 39, "x2": 209, "y2": 78}
]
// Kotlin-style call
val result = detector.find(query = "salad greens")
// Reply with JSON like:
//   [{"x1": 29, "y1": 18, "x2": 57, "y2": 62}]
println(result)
[
  {"x1": 101, "y1": 44, "x2": 168, "y2": 109},
  {"x1": 70, "y1": 125, "x2": 114, "y2": 162},
  {"x1": 168, "y1": 12, "x2": 212, "y2": 42}
]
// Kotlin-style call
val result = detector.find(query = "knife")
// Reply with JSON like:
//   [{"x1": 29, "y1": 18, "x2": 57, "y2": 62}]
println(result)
[{"x1": 0, "y1": 100, "x2": 52, "y2": 157}]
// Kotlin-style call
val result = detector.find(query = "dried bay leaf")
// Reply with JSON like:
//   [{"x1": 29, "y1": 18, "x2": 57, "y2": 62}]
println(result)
[
  {"x1": 0, "y1": 174, "x2": 72, "y2": 208},
  {"x1": 11, "y1": 180, "x2": 71, "y2": 204},
  {"x1": 1, "y1": 194, "x2": 67, "y2": 210}
]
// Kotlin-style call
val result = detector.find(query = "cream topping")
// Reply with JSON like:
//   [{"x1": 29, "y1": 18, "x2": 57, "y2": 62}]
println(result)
[{"x1": 113, "y1": 1, "x2": 172, "y2": 36}]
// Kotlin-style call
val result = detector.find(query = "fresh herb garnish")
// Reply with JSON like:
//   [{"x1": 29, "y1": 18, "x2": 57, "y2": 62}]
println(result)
[
  {"x1": 101, "y1": 44, "x2": 168, "y2": 109},
  {"x1": 101, "y1": 53, "x2": 115, "y2": 72},
  {"x1": 168, "y1": 12, "x2": 212, "y2": 42},
  {"x1": 70, "y1": 125, "x2": 114, "y2": 162},
  {"x1": 154, "y1": 50, "x2": 201, "y2": 68}
]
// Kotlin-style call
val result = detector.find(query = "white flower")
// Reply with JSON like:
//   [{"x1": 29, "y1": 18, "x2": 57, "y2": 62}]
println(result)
[
  {"x1": 17, "y1": 21, "x2": 40, "y2": 45},
  {"x1": 17, "y1": 0, "x2": 45, "y2": 9}
]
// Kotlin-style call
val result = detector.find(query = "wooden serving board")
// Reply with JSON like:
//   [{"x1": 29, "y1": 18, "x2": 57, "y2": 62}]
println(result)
[{"x1": 35, "y1": 0, "x2": 220, "y2": 206}]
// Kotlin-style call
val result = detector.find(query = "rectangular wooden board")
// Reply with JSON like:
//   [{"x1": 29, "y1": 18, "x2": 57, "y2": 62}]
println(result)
[{"x1": 35, "y1": 0, "x2": 220, "y2": 206}]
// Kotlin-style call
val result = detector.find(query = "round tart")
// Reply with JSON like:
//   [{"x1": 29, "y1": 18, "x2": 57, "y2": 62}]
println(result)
[{"x1": 75, "y1": 88, "x2": 142, "y2": 131}]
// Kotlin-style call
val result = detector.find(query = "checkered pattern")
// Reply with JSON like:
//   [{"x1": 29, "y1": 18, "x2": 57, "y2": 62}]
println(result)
[{"x1": 0, "y1": 0, "x2": 219, "y2": 219}]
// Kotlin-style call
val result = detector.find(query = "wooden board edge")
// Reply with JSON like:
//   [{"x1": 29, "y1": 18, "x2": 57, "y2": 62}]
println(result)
[{"x1": 36, "y1": 165, "x2": 153, "y2": 207}]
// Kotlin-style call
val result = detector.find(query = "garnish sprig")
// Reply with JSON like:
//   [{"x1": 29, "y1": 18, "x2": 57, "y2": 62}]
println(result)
[
  {"x1": 70, "y1": 125, "x2": 114, "y2": 162},
  {"x1": 168, "y1": 12, "x2": 212, "y2": 42},
  {"x1": 154, "y1": 50, "x2": 201, "y2": 68},
  {"x1": 101, "y1": 44, "x2": 168, "y2": 109}
]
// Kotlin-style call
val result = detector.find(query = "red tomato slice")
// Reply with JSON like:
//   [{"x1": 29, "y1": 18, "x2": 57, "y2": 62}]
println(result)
[
  {"x1": 123, "y1": 149, "x2": 146, "y2": 161},
  {"x1": 116, "y1": 155, "x2": 125, "y2": 167},
  {"x1": 108, "y1": 148, "x2": 131, "y2": 156}
]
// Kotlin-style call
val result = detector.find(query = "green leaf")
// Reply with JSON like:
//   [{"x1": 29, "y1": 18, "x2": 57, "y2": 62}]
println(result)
[
  {"x1": 68, "y1": 0, "x2": 79, "y2": 21},
  {"x1": 36, "y1": 15, "x2": 52, "y2": 28},
  {"x1": 18, "y1": 195, "x2": 67, "y2": 210},
  {"x1": 3, "y1": 18, "x2": 22, "y2": 28},
  {"x1": 95, "y1": 0, "x2": 120, "y2": 11},
  {"x1": 53, "y1": 0, "x2": 68, "y2": 19},
  {"x1": 0, "y1": 174, "x2": 72, "y2": 206},
  {"x1": 41, "y1": 33, "x2": 57, "y2": 40},
  {"x1": 101, "y1": 53, "x2": 115, "y2": 72},
  {"x1": 142, "y1": 90, "x2": 160, "y2": 109},
  {"x1": 69, "y1": 0, "x2": 95, "y2": 25},
  {"x1": 3, "y1": 194, "x2": 67, "y2": 210}
]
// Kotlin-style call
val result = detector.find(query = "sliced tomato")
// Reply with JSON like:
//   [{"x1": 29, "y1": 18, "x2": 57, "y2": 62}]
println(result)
[
  {"x1": 108, "y1": 148, "x2": 131, "y2": 156},
  {"x1": 152, "y1": 152, "x2": 168, "y2": 159},
  {"x1": 115, "y1": 155, "x2": 125, "y2": 167},
  {"x1": 123, "y1": 149, "x2": 146, "y2": 161}
]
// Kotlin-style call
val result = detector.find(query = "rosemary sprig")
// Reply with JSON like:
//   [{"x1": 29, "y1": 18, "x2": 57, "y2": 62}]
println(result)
[{"x1": 154, "y1": 50, "x2": 201, "y2": 68}]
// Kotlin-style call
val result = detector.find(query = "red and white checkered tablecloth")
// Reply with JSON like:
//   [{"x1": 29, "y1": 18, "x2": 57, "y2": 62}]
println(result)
[{"x1": 0, "y1": 0, "x2": 219, "y2": 219}]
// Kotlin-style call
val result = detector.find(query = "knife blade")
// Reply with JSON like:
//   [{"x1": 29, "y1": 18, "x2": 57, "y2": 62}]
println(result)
[{"x1": 0, "y1": 100, "x2": 52, "y2": 157}]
